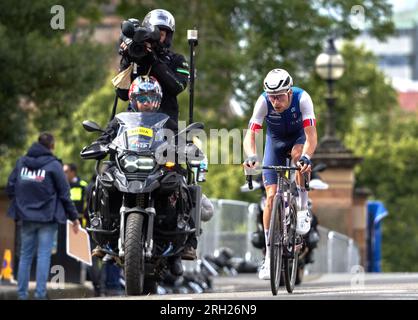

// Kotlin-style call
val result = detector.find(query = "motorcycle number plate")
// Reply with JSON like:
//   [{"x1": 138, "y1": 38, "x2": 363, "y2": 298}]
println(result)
[{"x1": 127, "y1": 126, "x2": 153, "y2": 138}]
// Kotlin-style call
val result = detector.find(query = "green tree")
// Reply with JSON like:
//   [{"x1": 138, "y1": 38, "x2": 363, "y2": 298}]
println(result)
[
  {"x1": 346, "y1": 118, "x2": 418, "y2": 271},
  {"x1": 0, "y1": 0, "x2": 111, "y2": 184},
  {"x1": 116, "y1": 0, "x2": 394, "y2": 128}
]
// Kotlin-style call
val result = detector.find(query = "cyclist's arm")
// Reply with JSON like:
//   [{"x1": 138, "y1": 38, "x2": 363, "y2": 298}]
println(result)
[
  {"x1": 244, "y1": 95, "x2": 267, "y2": 157},
  {"x1": 303, "y1": 126, "x2": 317, "y2": 158},
  {"x1": 300, "y1": 91, "x2": 317, "y2": 158}
]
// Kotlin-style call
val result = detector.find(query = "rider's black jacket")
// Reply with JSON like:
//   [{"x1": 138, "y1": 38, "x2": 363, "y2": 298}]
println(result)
[{"x1": 117, "y1": 47, "x2": 189, "y2": 128}]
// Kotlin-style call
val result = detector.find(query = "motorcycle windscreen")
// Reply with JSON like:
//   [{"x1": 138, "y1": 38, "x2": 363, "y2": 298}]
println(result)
[{"x1": 112, "y1": 112, "x2": 169, "y2": 152}]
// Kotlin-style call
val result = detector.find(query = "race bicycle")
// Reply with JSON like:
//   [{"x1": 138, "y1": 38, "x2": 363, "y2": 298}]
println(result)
[{"x1": 246, "y1": 162, "x2": 309, "y2": 295}]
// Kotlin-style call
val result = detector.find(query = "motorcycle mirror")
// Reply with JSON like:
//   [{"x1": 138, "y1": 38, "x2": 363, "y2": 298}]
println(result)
[
  {"x1": 82, "y1": 120, "x2": 104, "y2": 133},
  {"x1": 313, "y1": 162, "x2": 327, "y2": 173},
  {"x1": 240, "y1": 181, "x2": 261, "y2": 192},
  {"x1": 309, "y1": 178, "x2": 329, "y2": 190},
  {"x1": 186, "y1": 122, "x2": 204, "y2": 132},
  {"x1": 175, "y1": 122, "x2": 205, "y2": 140}
]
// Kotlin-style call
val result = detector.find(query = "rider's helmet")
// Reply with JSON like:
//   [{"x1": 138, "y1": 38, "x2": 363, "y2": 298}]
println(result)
[
  {"x1": 142, "y1": 9, "x2": 175, "y2": 48},
  {"x1": 128, "y1": 76, "x2": 163, "y2": 112},
  {"x1": 263, "y1": 68, "x2": 293, "y2": 93}
]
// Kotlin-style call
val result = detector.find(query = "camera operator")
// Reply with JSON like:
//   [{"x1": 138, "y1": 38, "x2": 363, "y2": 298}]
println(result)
[{"x1": 117, "y1": 9, "x2": 189, "y2": 131}]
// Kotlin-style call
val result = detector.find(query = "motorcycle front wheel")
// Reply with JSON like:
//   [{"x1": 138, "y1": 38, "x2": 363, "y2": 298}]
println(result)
[{"x1": 124, "y1": 214, "x2": 145, "y2": 295}]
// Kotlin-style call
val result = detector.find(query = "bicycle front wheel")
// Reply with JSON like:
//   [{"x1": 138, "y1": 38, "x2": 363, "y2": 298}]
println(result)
[
  {"x1": 269, "y1": 196, "x2": 284, "y2": 296},
  {"x1": 284, "y1": 199, "x2": 299, "y2": 293}
]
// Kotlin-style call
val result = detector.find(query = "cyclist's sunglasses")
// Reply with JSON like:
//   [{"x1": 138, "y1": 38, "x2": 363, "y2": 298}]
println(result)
[
  {"x1": 267, "y1": 90, "x2": 290, "y2": 100},
  {"x1": 133, "y1": 94, "x2": 161, "y2": 104}
]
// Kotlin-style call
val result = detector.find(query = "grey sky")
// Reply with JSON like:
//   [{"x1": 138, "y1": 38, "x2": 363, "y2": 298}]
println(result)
[{"x1": 388, "y1": 0, "x2": 418, "y2": 12}]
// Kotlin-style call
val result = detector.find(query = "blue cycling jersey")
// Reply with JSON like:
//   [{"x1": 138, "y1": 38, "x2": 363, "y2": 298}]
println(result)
[
  {"x1": 248, "y1": 86, "x2": 316, "y2": 186},
  {"x1": 263, "y1": 86, "x2": 304, "y2": 140}
]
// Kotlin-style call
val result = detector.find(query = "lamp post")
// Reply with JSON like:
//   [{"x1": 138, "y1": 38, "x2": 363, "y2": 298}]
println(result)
[
  {"x1": 315, "y1": 37, "x2": 345, "y2": 150},
  {"x1": 312, "y1": 38, "x2": 364, "y2": 247}
]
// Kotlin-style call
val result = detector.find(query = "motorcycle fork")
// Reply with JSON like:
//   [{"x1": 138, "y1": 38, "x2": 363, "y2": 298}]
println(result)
[
  {"x1": 119, "y1": 203, "x2": 127, "y2": 258},
  {"x1": 144, "y1": 196, "x2": 155, "y2": 258},
  {"x1": 118, "y1": 194, "x2": 156, "y2": 259}
]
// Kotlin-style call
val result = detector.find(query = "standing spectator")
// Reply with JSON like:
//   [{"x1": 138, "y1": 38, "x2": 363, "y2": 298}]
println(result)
[
  {"x1": 6, "y1": 132, "x2": 79, "y2": 300},
  {"x1": 63, "y1": 163, "x2": 88, "y2": 227}
]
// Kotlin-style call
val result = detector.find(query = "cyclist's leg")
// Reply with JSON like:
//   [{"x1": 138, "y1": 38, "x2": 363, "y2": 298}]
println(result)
[
  {"x1": 291, "y1": 132, "x2": 311, "y2": 235},
  {"x1": 262, "y1": 137, "x2": 287, "y2": 253},
  {"x1": 258, "y1": 138, "x2": 286, "y2": 280},
  {"x1": 291, "y1": 132, "x2": 308, "y2": 210},
  {"x1": 291, "y1": 143, "x2": 307, "y2": 209}
]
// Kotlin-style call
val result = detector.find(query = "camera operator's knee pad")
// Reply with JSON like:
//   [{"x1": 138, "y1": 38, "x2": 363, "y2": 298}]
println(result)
[{"x1": 201, "y1": 194, "x2": 214, "y2": 222}]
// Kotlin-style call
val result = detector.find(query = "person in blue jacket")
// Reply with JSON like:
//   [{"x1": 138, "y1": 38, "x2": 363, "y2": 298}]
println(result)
[{"x1": 6, "y1": 132, "x2": 80, "y2": 300}]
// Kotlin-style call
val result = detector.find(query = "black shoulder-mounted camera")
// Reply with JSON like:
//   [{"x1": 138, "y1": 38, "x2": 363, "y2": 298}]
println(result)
[{"x1": 119, "y1": 19, "x2": 160, "y2": 62}]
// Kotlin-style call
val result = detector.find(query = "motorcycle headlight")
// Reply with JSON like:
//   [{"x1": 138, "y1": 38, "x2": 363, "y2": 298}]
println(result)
[{"x1": 121, "y1": 155, "x2": 155, "y2": 172}]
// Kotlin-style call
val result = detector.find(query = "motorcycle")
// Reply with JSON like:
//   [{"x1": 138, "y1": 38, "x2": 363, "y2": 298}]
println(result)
[
  {"x1": 240, "y1": 162, "x2": 328, "y2": 284},
  {"x1": 80, "y1": 111, "x2": 206, "y2": 295}
]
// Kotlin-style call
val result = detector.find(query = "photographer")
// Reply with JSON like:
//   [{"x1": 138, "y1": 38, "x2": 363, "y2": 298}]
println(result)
[{"x1": 117, "y1": 9, "x2": 189, "y2": 130}]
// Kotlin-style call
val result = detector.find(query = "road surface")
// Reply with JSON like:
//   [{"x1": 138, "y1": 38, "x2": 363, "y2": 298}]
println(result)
[{"x1": 84, "y1": 273, "x2": 418, "y2": 300}]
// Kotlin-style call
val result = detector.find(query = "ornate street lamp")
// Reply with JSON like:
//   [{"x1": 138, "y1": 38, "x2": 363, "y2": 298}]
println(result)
[{"x1": 315, "y1": 37, "x2": 345, "y2": 148}]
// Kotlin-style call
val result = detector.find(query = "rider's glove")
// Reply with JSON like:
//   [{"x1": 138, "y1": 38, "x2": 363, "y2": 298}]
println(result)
[
  {"x1": 244, "y1": 155, "x2": 258, "y2": 168},
  {"x1": 141, "y1": 47, "x2": 159, "y2": 66},
  {"x1": 298, "y1": 155, "x2": 312, "y2": 167}
]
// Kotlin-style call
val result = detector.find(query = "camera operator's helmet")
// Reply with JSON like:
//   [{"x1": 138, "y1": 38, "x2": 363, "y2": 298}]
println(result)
[
  {"x1": 128, "y1": 76, "x2": 163, "y2": 112},
  {"x1": 263, "y1": 68, "x2": 293, "y2": 93},
  {"x1": 142, "y1": 9, "x2": 175, "y2": 48}
]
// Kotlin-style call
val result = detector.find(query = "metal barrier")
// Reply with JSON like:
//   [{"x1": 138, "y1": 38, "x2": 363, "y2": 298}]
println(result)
[
  {"x1": 305, "y1": 226, "x2": 361, "y2": 274},
  {"x1": 197, "y1": 199, "x2": 360, "y2": 273},
  {"x1": 198, "y1": 199, "x2": 264, "y2": 265}
]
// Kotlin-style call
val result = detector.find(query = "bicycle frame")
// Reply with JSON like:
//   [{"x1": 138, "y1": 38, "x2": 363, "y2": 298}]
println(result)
[{"x1": 263, "y1": 165, "x2": 298, "y2": 245}]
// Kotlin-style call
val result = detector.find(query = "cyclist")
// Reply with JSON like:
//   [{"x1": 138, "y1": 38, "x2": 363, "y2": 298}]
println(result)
[{"x1": 243, "y1": 68, "x2": 318, "y2": 280}]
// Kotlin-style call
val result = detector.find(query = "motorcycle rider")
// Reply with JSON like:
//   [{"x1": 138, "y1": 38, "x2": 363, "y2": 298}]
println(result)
[{"x1": 90, "y1": 76, "x2": 195, "y2": 276}]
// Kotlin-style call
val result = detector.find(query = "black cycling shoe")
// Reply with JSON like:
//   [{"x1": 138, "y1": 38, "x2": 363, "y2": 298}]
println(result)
[{"x1": 169, "y1": 256, "x2": 184, "y2": 276}]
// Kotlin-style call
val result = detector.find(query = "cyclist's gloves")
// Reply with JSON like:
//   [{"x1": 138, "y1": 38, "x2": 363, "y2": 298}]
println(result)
[
  {"x1": 244, "y1": 155, "x2": 258, "y2": 168},
  {"x1": 298, "y1": 155, "x2": 312, "y2": 167}
]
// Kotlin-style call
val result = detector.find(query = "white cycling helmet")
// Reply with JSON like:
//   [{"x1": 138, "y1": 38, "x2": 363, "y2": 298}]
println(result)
[{"x1": 263, "y1": 68, "x2": 293, "y2": 93}]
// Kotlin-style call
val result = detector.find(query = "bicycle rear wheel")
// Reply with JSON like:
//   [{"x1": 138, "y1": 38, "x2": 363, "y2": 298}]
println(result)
[
  {"x1": 269, "y1": 196, "x2": 283, "y2": 296},
  {"x1": 284, "y1": 199, "x2": 298, "y2": 293}
]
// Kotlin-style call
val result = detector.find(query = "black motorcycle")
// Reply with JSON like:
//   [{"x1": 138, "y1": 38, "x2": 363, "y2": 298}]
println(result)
[
  {"x1": 240, "y1": 163, "x2": 328, "y2": 284},
  {"x1": 80, "y1": 111, "x2": 206, "y2": 295}
]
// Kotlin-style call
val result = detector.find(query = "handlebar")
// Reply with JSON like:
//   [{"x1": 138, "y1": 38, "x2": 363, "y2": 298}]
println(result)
[
  {"x1": 246, "y1": 175, "x2": 253, "y2": 190},
  {"x1": 262, "y1": 165, "x2": 301, "y2": 171},
  {"x1": 244, "y1": 165, "x2": 311, "y2": 190}
]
